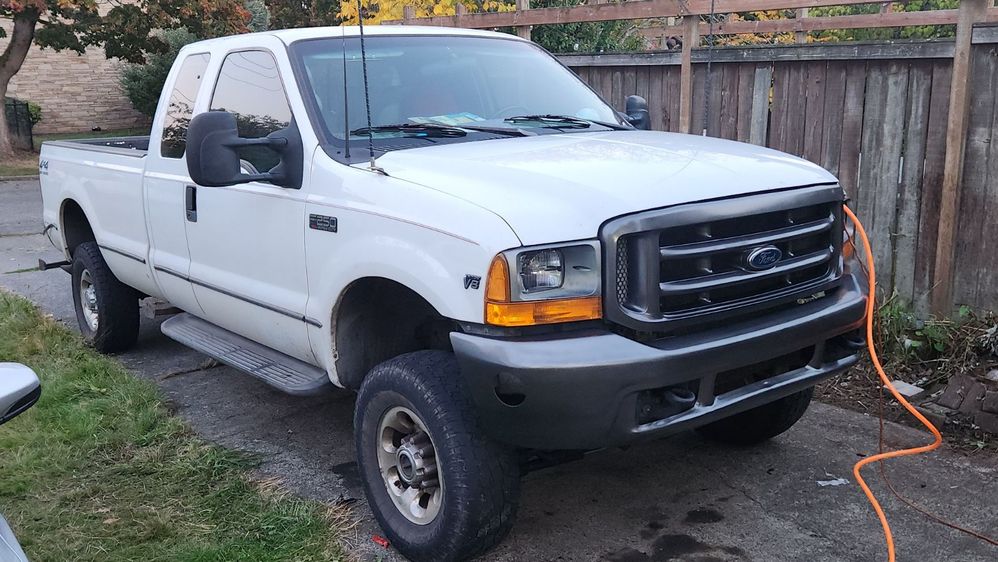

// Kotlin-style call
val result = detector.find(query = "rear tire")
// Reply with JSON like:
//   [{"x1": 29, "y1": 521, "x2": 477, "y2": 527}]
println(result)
[
  {"x1": 71, "y1": 242, "x2": 139, "y2": 353},
  {"x1": 696, "y1": 388, "x2": 814, "y2": 445},
  {"x1": 355, "y1": 350, "x2": 520, "y2": 562}
]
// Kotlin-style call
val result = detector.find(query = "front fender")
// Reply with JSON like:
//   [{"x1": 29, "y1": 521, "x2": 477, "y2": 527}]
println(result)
[{"x1": 302, "y1": 162, "x2": 521, "y2": 383}]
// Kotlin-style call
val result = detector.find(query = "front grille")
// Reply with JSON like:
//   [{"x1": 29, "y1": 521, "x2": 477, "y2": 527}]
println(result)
[{"x1": 602, "y1": 185, "x2": 844, "y2": 333}]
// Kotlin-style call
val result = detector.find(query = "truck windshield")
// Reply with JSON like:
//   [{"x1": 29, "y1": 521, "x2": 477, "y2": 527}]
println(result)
[{"x1": 290, "y1": 35, "x2": 625, "y2": 153}]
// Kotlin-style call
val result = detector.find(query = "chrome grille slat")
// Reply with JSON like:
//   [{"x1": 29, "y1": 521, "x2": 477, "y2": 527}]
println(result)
[
  {"x1": 659, "y1": 247, "x2": 833, "y2": 296},
  {"x1": 659, "y1": 214, "x2": 834, "y2": 260}
]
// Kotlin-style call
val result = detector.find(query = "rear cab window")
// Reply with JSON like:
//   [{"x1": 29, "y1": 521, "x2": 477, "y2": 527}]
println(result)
[{"x1": 161, "y1": 53, "x2": 211, "y2": 159}]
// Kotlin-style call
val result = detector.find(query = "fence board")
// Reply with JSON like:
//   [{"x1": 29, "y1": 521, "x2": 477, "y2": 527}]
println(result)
[
  {"x1": 954, "y1": 44, "x2": 998, "y2": 306},
  {"x1": 612, "y1": 67, "x2": 625, "y2": 110},
  {"x1": 894, "y1": 62, "x2": 933, "y2": 303},
  {"x1": 913, "y1": 62, "x2": 952, "y2": 314},
  {"x1": 749, "y1": 64, "x2": 772, "y2": 145},
  {"x1": 784, "y1": 62, "x2": 808, "y2": 156},
  {"x1": 973, "y1": 58, "x2": 998, "y2": 308},
  {"x1": 769, "y1": 63, "x2": 791, "y2": 151},
  {"x1": 874, "y1": 62, "x2": 910, "y2": 289},
  {"x1": 819, "y1": 61, "x2": 847, "y2": 177},
  {"x1": 838, "y1": 61, "x2": 867, "y2": 199},
  {"x1": 856, "y1": 62, "x2": 888, "y2": 284},
  {"x1": 666, "y1": 66, "x2": 683, "y2": 132},
  {"x1": 719, "y1": 64, "x2": 740, "y2": 140},
  {"x1": 735, "y1": 63, "x2": 755, "y2": 142},
  {"x1": 624, "y1": 67, "x2": 638, "y2": 108},
  {"x1": 802, "y1": 61, "x2": 826, "y2": 164},
  {"x1": 696, "y1": 65, "x2": 716, "y2": 135}
]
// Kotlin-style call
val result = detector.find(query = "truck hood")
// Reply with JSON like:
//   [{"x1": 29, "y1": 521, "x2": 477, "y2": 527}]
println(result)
[{"x1": 375, "y1": 130, "x2": 838, "y2": 246}]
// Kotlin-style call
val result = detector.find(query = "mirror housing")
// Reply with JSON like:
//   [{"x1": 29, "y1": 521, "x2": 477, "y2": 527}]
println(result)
[
  {"x1": 0, "y1": 363, "x2": 41, "y2": 425},
  {"x1": 186, "y1": 111, "x2": 303, "y2": 189},
  {"x1": 625, "y1": 95, "x2": 651, "y2": 131}
]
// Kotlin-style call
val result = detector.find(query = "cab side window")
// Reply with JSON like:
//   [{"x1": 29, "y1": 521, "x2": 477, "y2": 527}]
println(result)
[
  {"x1": 161, "y1": 53, "x2": 211, "y2": 159},
  {"x1": 210, "y1": 50, "x2": 293, "y2": 173}
]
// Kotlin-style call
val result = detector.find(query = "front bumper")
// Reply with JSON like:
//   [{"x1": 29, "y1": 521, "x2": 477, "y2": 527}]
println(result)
[{"x1": 451, "y1": 270, "x2": 867, "y2": 450}]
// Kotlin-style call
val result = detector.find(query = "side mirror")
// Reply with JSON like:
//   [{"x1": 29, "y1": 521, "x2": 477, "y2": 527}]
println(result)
[
  {"x1": 0, "y1": 363, "x2": 41, "y2": 425},
  {"x1": 186, "y1": 111, "x2": 303, "y2": 189},
  {"x1": 625, "y1": 95, "x2": 651, "y2": 131}
]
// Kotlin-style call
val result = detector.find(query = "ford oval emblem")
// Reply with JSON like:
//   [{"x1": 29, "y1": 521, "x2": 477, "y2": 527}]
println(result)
[{"x1": 745, "y1": 245, "x2": 783, "y2": 271}]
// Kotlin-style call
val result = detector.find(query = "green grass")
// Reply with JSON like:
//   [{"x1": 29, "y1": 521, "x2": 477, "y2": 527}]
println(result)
[{"x1": 0, "y1": 292, "x2": 346, "y2": 562}]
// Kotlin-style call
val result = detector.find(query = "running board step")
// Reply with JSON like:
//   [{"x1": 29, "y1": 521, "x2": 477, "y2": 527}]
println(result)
[{"x1": 161, "y1": 313, "x2": 331, "y2": 396}]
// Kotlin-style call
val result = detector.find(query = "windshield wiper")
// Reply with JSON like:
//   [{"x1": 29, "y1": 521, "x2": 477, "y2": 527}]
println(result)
[
  {"x1": 350, "y1": 123, "x2": 467, "y2": 138},
  {"x1": 504, "y1": 114, "x2": 629, "y2": 131}
]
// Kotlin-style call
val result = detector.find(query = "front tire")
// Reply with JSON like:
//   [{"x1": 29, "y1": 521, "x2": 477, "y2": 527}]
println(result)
[
  {"x1": 71, "y1": 242, "x2": 139, "y2": 353},
  {"x1": 696, "y1": 388, "x2": 814, "y2": 445},
  {"x1": 355, "y1": 351, "x2": 520, "y2": 562}
]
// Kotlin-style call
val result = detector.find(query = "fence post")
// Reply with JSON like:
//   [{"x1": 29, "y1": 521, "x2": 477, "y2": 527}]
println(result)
[
  {"x1": 795, "y1": 8, "x2": 808, "y2": 43},
  {"x1": 931, "y1": 0, "x2": 987, "y2": 315},
  {"x1": 678, "y1": 15, "x2": 699, "y2": 134},
  {"x1": 515, "y1": 0, "x2": 531, "y2": 40},
  {"x1": 403, "y1": 5, "x2": 415, "y2": 24}
]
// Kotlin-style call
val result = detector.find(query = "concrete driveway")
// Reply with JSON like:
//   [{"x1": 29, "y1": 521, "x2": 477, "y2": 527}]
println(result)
[{"x1": 2, "y1": 178, "x2": 996, "y2": 561}]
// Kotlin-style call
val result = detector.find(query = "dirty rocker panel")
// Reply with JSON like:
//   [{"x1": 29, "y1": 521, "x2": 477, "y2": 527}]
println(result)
[{"x1": 153, "y1": 265, "x2": 323, "y2": 328}]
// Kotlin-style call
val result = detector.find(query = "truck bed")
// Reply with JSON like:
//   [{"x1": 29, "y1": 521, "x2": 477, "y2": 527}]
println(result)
[{"x1": 43, "y1": 135, "x2": 150, "y2": 157}]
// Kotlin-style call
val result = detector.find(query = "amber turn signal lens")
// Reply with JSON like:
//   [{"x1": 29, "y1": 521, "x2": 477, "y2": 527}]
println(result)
[
  {"x1": 486, "y1": 297, "x2": 602, "y2": 327},
  {"x1": 485, "y1": 255, "x2": 510, "y2": 302}
]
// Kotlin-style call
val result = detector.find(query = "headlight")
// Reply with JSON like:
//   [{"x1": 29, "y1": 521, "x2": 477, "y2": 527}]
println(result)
[
  {"x1": 484, "y1": 241, "x2": 602, "y2": 326},
  {"x1": 518, "y1": 249, "x2": 563, "y2": 292}
]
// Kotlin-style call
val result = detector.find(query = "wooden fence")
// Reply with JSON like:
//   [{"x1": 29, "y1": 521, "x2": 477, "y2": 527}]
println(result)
[{"x1": 555, "y1": 29, "x2": 998, "y2": 315}]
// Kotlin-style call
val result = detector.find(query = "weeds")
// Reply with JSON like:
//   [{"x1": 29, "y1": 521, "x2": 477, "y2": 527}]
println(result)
[
  {"x1": 871, "y1": 296, "x2": 997, "y2": 388},
  {"x1": 817, "y1": 293, "x2": 998, "y2": 452}
]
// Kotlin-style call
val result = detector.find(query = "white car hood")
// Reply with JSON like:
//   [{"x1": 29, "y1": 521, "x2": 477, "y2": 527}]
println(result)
[{"x1": 376, "y1": 130, "x2": 838, "y2": 246}]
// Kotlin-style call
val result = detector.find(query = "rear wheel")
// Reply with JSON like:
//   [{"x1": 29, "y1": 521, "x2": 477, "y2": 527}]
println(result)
[
  {"x1": 696, "y1": 388, "x2": 814, "y2": 445},
  {"x1": 71, "y1": 242, "x2": 139, "y2": 353},
  {"x1": 355, "y1": 351, "x2": 520, "y2": 562}
]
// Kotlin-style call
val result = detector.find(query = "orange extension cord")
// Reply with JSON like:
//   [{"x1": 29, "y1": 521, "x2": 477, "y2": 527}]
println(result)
[{"x1": 844, "y1": 205, "x2": 998, "y2": 561}]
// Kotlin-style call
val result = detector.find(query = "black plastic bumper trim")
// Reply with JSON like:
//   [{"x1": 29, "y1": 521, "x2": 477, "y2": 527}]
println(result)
[{"x1": 451, "y1": 269, "x2": 867, "y2": 450}]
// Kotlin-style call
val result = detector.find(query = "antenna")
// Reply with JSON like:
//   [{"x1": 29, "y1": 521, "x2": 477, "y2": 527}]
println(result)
[
  {"x1": 356, "y1": 0, "x2": 382, "y2": 173},
  {"x1": 341, "y1": 32, "x2": 350, "y2": 159}
]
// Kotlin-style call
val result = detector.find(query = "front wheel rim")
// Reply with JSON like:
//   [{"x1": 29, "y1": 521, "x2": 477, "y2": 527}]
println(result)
[
  {"x1": 376, "y1": 406, "x2": 443, "y2": 525},
  {"x1": 79, "y1": 269, "x2": 99, "y2": 332}
]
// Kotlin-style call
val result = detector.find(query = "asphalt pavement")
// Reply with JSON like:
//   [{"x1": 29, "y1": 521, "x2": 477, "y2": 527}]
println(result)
[{"x1": 1, "y1": 178, "x2": 996, "y2": 561}]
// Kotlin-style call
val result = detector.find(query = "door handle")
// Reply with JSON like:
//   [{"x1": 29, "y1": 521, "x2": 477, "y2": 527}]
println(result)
[{"x1": 185, "y1": 185, "x2": 197, "y2": 222}]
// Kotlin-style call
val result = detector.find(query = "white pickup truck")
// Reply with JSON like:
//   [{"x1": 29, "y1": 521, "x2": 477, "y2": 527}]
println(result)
[{"x1": 39, "y1": 26, "x2": 867, "y2": 561}]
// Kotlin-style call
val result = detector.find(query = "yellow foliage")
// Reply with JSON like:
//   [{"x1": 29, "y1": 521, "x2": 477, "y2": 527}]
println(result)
[
  {"x1": 338, "y1": 0, "x2": 513, "y2": 25},
  {"x1": 716, "y1": 10, "x2": 796, "y2": 46}
]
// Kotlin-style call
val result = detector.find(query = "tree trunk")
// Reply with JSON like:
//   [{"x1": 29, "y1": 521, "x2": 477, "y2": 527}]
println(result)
[{"x1": 0, "y1": 9, "x2": 40, "y2": 159}]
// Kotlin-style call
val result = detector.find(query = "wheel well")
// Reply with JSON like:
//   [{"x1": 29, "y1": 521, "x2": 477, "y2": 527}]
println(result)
[
  {"x1": 61, "y1": 199, "x2": 95, "y2": 257},
  {"x1": 333, "y1": 278, "x2": 454, "y2": 390}
]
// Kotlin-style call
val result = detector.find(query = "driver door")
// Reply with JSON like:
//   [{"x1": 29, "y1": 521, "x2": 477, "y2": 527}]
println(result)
[{"x1": 184, "y1": 46, "x2": 315, "y2": 364}]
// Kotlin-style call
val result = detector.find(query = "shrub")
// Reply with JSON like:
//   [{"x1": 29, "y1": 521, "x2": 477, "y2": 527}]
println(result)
[
  {"x1": 120, "y1": 29, "x2": 198, "y2": 117},
  {"x1": 26, "y1": 101, "x2": 42, "y2": 125}
]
